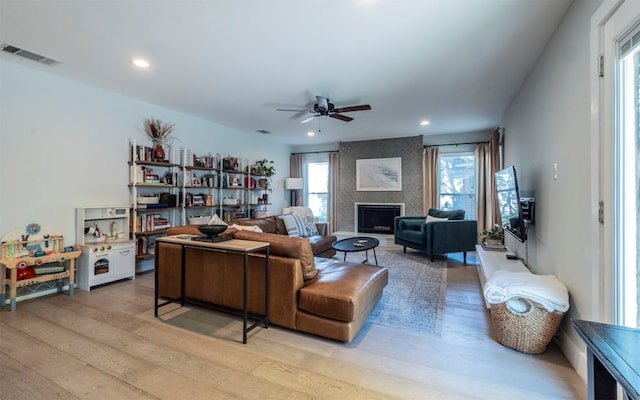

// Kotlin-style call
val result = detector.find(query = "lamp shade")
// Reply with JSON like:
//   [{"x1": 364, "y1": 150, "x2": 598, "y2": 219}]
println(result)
[{"x1": 285, "y1": 178, "x2": 304, "y2": 190}]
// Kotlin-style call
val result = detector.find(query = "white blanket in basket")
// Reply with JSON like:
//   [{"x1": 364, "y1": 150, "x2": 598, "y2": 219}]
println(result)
[{"x1": 484, "y1": 271, "x2": 569, "y2": 313}]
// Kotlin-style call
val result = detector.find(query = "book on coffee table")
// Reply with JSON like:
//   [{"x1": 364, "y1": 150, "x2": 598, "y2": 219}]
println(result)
[{"x1": 481, "y1": 242, "x2": 506, "y2": 251}]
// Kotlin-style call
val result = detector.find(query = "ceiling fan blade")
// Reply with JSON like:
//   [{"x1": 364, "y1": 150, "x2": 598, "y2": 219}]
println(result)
[
  {"x1": 330, "y1": 113, "x2": 353, "y2": 122},
  {"x1": 277, "y1": 108, "x2": 309, "y2": 112},
  {"x1": 300, "y1": 115, "x2": 319, "y2": 124},
  {"x1": 333, "y1": 104, "x2": 371, "y2": 113}
]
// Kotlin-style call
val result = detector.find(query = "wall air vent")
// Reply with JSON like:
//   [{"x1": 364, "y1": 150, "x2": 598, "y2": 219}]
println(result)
[{"x1": 1, "y1": 43, "x2": 61, "y2": 66}]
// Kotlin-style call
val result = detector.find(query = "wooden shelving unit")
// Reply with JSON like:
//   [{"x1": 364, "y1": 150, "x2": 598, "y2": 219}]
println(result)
[
  {"x1": 129, "y1": 140, "x2": 180, "y2": 270},
  {"x1": 128, "y1": 141, "x2": 275, "y2": 270}
]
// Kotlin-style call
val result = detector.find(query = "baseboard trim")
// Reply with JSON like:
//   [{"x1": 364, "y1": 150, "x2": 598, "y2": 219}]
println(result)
[{"x1": 558, "y1": 324, "x2": 587, "y2": 384}]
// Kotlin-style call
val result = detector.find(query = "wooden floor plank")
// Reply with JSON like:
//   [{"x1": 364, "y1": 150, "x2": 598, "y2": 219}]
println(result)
[
  {"x1": 0, "y1": 249, "x2": 586, "y2": 399},
  {"x1": 0, "y1": 346, "x2": 82, "y2": 400}
]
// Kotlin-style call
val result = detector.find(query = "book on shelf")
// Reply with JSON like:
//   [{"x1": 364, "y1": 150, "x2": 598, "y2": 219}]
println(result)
[
  {"x1": 137, "y1": 203, "x2": 169, "y2": 209},
  {"x1": 152, "y1": 224, "x2": 171, "y2": 230},
  {"x1": 143, "y1": 214, "x2": 171, "y2": 232},
  {"x1": 481, "y1": 242, "x2": 506, "y2": 251}
]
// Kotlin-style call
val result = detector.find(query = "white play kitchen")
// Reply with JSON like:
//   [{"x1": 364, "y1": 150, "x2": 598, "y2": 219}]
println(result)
[{"x1": 75, "y1": 206, "x2": 135, "y2": 291}]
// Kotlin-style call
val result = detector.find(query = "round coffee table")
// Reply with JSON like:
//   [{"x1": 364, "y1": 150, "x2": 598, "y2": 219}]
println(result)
[{"x1": 332, "y1": 237, "x2": 379, "y2": 265}]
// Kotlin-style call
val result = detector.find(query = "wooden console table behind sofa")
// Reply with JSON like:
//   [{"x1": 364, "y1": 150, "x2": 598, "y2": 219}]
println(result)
[{"x1": 155, "y1": 235, "x2": 270, "y2": 344}]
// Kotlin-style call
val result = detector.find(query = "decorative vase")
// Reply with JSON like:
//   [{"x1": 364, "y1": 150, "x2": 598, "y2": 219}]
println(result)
[
  {"x1": 485, "y1": 239, "x2": 501, "y2": 246},
  {"x1": 153, "y1": 143, "x2": 165, "y2": 161}
]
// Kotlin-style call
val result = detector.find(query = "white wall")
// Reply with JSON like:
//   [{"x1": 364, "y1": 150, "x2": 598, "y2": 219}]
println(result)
[
  {"x1": 0, "y1": 60, "x2": 291, "y2": 241},
  {"x1": 501, "y1": 0, "x2": 603, "y2": 380}
]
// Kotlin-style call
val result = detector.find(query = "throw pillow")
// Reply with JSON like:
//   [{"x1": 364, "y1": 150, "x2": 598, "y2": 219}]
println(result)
[
  {"x1": 425, "y1": 215, "x2": 448, "y2": 223},
  {"x1": 282, "y1": 213, "x2": 306, "y2": 237},
  {"x1": 228, "y1": 224, "x2": 263, "y2": 233},
  {"x1": 300, "y1": 215, "x2": 319, "y2": 236},
  {"x1": 208, "y1": 214, "x2": 227, "y2": 226}
]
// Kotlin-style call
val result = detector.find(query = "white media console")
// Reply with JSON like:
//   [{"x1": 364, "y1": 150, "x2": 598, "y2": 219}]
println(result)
[{"x1": 476, "y1": 244, "x2": 531, "y2": 308}]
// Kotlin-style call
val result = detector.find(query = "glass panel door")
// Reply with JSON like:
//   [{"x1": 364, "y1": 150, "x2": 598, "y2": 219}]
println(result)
[{"x1": 615, "y1": 32, "x2": 640, "y2": 328}]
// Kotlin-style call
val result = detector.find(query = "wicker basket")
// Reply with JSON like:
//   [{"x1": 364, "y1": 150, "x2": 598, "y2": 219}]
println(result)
[{"x1": 489, "y1": 299, "x2": 565, "y2": 354}]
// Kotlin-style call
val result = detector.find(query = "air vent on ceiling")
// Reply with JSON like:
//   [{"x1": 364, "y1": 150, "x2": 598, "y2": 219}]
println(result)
[
  {"x1": 1, "y1": 43, "x2": 61, "y2": 66},
  {"x1": 256, "y1": 129, "x2": 272, "y2": 134}
]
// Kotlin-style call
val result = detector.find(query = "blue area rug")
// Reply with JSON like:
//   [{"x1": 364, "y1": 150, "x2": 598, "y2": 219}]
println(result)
[{"x1": 367, "y1": 246, "x2": 448, "y2": 336}]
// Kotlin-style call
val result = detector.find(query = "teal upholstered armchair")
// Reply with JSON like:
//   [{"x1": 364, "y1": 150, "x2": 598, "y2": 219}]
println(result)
[{"x1": 394, "y1": 208, "x2": 478, "y2": 263}]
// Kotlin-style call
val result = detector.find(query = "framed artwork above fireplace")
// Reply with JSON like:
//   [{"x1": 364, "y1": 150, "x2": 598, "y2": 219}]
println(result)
[{"x1": 356, "y1": 157, "x2": 402, "y2": 191}]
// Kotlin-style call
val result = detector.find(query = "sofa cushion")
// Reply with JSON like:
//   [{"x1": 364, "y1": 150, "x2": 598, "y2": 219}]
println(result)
[
  {"x1": 395, "y1": 228, "x2": 424, "y2": 245},
  {"x1": 307, "y1": 235, "x2": 336, "y2": 256},
  {"x1": 398, "y1": 219, "x2": 423, "y2": 231},
  {"x1": 299, "y1": 258, "x2": 388, "y2": 322},
  {"x1": 428, "y1": 208, "x2": 465, "y2": 220},
  {"x1": 275, "y1": 216, "x2": 288, "y2": 235},
  {"x1": 166, "y1": 225, "x2": 205, "y2": 236},
  {"x1": 232, "y1": 230, "x2": 317, "y2": 281}
]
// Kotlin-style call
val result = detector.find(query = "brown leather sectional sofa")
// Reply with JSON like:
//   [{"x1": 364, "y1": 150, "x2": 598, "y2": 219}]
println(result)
[{"x1": 156, "y1": 216, "x2": 389, "y2": 342}]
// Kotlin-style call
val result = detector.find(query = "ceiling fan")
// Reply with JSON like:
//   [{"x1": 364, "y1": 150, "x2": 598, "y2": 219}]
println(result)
[{"x1": 277, "y1": 96, "x2": 371, "y2": 123}]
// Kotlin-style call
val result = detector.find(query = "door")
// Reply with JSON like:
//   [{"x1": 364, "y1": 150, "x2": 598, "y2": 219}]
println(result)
[{"x1": 602, "y1": 0, "x2": 640, "y2": 327}]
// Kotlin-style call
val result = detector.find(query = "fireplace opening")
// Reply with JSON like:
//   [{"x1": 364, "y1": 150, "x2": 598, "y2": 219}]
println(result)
[{"x1": 357, "y1": 204, "x2": 402, "y2": 234}]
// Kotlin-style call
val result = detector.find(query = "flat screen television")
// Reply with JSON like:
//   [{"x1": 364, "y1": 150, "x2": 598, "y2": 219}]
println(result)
[{"x1": 494, "y1": 165, "x2": 528, "y2": 242}]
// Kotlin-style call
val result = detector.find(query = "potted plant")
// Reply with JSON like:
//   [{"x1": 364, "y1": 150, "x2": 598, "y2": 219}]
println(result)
[
  {"x1": 480, "y1": 224, "x2": 504, "y2": 245},
  {"x1": 254, "y1": 159, "x2": 275, "y2": 188},
  {"x1": 142, "y1": 118, "x2": 176, "y2": 161}
]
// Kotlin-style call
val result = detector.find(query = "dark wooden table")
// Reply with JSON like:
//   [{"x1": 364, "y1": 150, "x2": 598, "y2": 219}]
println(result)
[
  {"x1": 573, "y1": 319, "x2": 640, "y2": 400},
  {"x1": 332, "y1": 237, "x2": 379, "y2": 265}
]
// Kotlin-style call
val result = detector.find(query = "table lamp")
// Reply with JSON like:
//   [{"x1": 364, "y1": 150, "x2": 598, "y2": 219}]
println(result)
[{"x1": 285, "y1": 178, "x2": 303, "y2": 206}]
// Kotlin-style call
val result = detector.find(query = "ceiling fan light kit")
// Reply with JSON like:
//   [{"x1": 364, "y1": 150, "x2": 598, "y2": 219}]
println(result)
[{"x1": 278, "y1": 95, "x2": 371, "y2": 124}]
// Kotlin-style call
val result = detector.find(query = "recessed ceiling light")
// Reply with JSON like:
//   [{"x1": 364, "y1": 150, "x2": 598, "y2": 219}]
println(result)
[
  {"x1": 307, "y1": 131, "x2": 315, "y2": 137},
  {"x1": 420, "y1": 120, "x2": 430, "y2": 126},
  {"x1": 131, "y1": 58, "x2": 150, "y2": 68}
]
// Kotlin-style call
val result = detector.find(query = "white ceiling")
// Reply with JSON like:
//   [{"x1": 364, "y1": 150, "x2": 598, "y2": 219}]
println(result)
[{"x1": 0, "y1": 0, "x2": 572, "y2": 146}]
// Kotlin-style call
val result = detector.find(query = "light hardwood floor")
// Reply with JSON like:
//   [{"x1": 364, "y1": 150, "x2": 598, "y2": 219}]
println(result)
[{"x1": 0, "y1": 249, "x2": 586, "y2": 399}]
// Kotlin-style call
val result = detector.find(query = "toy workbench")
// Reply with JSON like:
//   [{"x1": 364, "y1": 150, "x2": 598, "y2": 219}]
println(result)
[{"x1": 1, "y1": 223, "x2": 81, "y2": 311}]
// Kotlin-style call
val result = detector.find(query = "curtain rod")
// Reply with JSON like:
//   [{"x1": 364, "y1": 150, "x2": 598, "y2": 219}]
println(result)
[
  {"x1": 424, "y1": 141, "x2": 489, "y2": 147},
  {"x1": 291, "y1": 150, "x2": 339, "y2": 155}
]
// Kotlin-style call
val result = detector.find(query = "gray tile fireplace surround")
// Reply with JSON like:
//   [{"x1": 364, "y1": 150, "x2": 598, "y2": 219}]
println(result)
[{"x1": 338, "y1": 135, "x2": 423, "y2": 232}]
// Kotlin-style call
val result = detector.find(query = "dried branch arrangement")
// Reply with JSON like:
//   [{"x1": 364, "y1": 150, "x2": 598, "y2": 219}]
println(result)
[{"x1": 143, "y1": 118, "x2": 175, "y2": 144}]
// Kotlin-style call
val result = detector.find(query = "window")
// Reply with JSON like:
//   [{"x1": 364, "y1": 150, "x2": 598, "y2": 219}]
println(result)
[
  {"x1": 438, "y1": 153, "x2": 476, "y2": 220},
  {"x1": 304, "y1": 161, "x2": 328, "y2": 222}
]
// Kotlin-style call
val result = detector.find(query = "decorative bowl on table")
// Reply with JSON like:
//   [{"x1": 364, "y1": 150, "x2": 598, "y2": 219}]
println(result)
[{"x1": 197, "y1": 224, "x2": 227, "y2": 237}]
